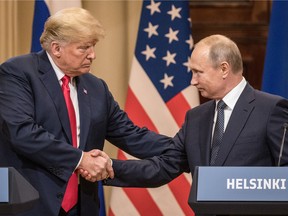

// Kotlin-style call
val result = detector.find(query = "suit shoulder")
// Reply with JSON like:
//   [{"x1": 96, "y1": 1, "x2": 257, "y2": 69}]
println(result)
[
  {"x1": 1, "y1": 53, "x2": 39, "y2": 74},
  {"x1": 254, "y1": 89, "x2": 286, "y2": 106},
  {"x1": 2, "y1": 53, "x2": 37, "y2": 66},
  {"x1": 0, "y1": 54, "x2": 41, "y2": 81},
  {"x1": 186, "y1": 100, "x2": 214, "y2": 116},
  {"x1": 188, "y1": 100, "x2": 213, "y2": 111}
]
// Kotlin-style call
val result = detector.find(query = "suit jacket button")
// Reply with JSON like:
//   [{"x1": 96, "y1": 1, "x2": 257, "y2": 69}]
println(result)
[{"x1": 57, "y1": 193, "x2": 64, "y2": 199}]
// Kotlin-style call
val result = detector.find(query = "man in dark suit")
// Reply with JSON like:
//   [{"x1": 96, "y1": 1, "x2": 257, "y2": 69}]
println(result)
[
  {"x1": 106, "y1": 35, "x2": 288, "y2": 215},
  {"x1": 0, "y1": 7, "x2": 172, "y2": 216}
]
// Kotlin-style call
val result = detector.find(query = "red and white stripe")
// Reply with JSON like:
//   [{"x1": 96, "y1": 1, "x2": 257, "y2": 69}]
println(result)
[{"x1": 109, "y1": 57, "x2": 199, "y2": 216}]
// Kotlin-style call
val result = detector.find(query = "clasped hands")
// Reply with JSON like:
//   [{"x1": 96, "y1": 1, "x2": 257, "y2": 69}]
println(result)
[{"x1": 77, "y1": 149, "x2": 114, "y2": 182}]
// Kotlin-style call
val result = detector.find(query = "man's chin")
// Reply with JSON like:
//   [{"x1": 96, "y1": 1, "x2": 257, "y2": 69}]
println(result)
[
  {"x1": 199, "y1": 91, "x2": 208, "y2": 98},
  {"x1": 80, "y1": 68, "x2": 91, "y2": 74}
]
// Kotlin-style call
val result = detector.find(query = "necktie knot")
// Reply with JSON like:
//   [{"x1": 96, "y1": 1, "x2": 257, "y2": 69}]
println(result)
[
  {"x1": 217, "y1": 100, "x2": 226, "y2": 110},
  {"x1": 62, "y1": 75, "x2": 71, "y2": 88}
]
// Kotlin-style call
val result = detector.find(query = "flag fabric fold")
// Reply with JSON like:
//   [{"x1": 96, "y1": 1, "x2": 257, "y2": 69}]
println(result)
[
  {"x1": 261, "y1": 1, "x2": 288, "y2": 98},
  {"x1": 30, "y1": 1, "x2": 106, "y2": 215},
  {"x1": 31, "y1": 0, "x2": 50, "y2": 52},
  {"x1": 109, "y1": 0, "x2": 199, "y2": 215}
]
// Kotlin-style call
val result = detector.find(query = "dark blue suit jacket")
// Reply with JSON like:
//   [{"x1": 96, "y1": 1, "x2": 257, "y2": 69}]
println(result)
[
  {"x1": 108, "y1": 84, "x2": 288, "y2": 215},
  {"x1": 0, "y1": 51, "x2": 172, "y2": 216}
]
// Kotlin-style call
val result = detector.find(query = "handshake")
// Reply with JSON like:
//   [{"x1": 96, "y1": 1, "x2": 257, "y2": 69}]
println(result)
[{"x1": 77, "y1": 149, "x2": 114, "y2": 182}]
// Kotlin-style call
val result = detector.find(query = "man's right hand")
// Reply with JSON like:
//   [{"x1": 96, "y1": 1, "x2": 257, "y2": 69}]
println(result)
[{"x1": 77, "y1": 149, "x2": 114, "y2": 182}]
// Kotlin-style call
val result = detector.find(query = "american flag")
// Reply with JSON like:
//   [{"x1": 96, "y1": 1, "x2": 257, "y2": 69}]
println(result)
[{"x1": 109, "y1": 0, "x2": 199, "y2": 215}]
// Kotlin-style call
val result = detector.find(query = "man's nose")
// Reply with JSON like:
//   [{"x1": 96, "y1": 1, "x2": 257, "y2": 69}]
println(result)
[
  {"x1": 191, "y1": 75, "x2": 198, "y2": 86},
  {"x1": 87, "y1": 47, "x2": 96, "y2": 60}
]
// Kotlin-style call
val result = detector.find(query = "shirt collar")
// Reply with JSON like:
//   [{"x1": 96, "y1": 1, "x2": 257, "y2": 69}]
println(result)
[
  {"x1": 46, "y1": 52, "x2": 76, "y2": 85},
  {"x1": 220, "y1": 77, "x2": 247, "y2": 110}
]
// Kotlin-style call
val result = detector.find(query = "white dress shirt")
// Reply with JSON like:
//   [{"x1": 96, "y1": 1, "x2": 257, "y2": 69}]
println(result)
[
  {"x1": 47, "y1": 52, "x2": 83, "y2": 170},
  {"x1": 212, "y1": 77, "x2": 247, "y2": 144},
  {"x1": 47, "y1": 52, "x2": 80, "y2": 147}
]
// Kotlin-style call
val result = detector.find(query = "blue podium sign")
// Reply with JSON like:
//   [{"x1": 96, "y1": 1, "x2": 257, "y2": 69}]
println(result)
[
  {"x1": 197, "y1": 167, "x2": 288, "y2": 201},
  {"x1": 0, "y1": 168, "x2": 9, "y2": 202}
]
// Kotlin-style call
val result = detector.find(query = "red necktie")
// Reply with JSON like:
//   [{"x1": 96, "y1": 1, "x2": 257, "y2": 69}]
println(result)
[{"x1": 61, "y1": 75, "x2": 78, "y2": 212}]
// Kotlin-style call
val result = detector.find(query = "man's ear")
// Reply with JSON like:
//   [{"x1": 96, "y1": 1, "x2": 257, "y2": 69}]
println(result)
[
  {"x1": 220, "y1": 61, "x2": 229, "y2": 79},
  {"x1": 50, "y1": 41, "x2": 61, "y2": 58}
]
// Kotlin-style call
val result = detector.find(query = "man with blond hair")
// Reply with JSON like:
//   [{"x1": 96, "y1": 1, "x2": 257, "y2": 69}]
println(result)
[{"x1": 0, "y1": 7, "x2": 172, "y2": 216}]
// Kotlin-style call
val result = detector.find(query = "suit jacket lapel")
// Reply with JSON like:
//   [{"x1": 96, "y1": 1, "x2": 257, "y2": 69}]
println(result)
[
  {"x1": 214, "y1": 84, "x2": 255, "y2": 166},
  {"x1": 76, "y1": 76, "x2": 91, "y2": 150},
  {"x1": 37, "y1": 51, "x2": 73, "y2": 144},
  {"x1": 200, "y1": 101, "x2": 215, "y2": 165}
]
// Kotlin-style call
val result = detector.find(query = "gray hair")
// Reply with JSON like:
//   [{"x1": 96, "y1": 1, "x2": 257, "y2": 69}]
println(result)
[{"x1": 198, "y1": 34, "x2": 243, "y2": 73}]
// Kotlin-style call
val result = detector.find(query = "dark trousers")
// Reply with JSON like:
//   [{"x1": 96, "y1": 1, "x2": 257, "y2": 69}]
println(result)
[
  {"x1": 58, "y1": 205, "x2": 79, "y2": 216},
  {"x1": 59, "y1": 185, "x2": 80, "y2": 216}
]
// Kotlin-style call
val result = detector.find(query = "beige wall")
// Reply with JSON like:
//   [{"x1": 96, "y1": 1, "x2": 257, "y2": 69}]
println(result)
[{"x1": 0, "y1": 0, "x2": 142, "y2": 211}]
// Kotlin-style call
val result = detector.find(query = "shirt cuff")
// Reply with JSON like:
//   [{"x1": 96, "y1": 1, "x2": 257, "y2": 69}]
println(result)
[{"x1": 75, "y1": 151, "x2": 84, "y2": 171}]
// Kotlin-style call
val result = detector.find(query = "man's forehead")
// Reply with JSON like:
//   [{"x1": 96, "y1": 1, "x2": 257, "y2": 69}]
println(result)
[{"x1": 70, "y1": 39, "x2": 97, "y2": 46}]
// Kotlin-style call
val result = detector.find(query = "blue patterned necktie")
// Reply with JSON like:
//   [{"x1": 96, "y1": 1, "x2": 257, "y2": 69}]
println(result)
[{"x1": 210, "y1": 100, "x2": 227, "y2": 165}]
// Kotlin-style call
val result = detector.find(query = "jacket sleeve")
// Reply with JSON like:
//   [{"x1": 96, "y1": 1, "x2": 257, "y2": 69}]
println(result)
[
  {"x1": 106, "y1": 138, "x2": 190, "y2": 187},
  {"x1": 102, "y1": 80, "x2": 174, "y2": 159}
]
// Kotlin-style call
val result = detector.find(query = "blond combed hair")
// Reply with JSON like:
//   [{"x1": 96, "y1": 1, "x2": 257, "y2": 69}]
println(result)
[{"x1": 40, "y1": 7, "x2": 105, "y2": 51}]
